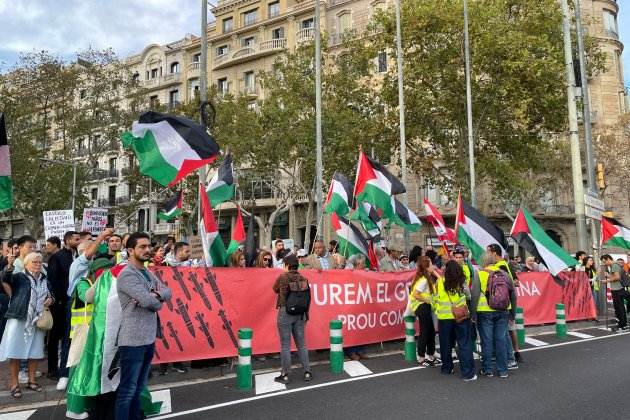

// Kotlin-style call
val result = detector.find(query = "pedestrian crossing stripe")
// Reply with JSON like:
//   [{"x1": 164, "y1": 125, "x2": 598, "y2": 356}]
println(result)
[
  {"x1": 566, "y1": 331, "x2": 594, "y2": 339},
  {"x1": 150, "y1": 389, "x2": 173, "y2": 416},
  {"x1": 524, "y1": 337, "x2": 549, "y2": 347},
  {"x1": 343, "y1": 361, "x2": 373, "y2": 377},
  {"x1": 255, "y1": 372, "x2": 287, "y2": 395},
  {"x1": 0, "y1": 409, "x2": 35, "y2": 420}
]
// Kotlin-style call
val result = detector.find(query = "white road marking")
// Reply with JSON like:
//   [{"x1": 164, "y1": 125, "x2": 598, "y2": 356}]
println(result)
[
  {"x1": 0, "y1": 409, "x2": 35, "y2": 420},
  {"x1": 567, "y1": 331, "x2": 594, "y2": 339},
  {"x1": 150, "y1": 389, "x2": 173, "y2": 415},
  {"x1": 255, "y1": 372, "x2": 287, "y2": 395},
  {"x1": 343, "y1": 361, "x2": 373, "y2": 377},
  {"x1": 524, "y1": 337, "x2": 549, "y2": 347},
  {"x1": 152, "y1": 332, "x2": 630, "y2": 419}
]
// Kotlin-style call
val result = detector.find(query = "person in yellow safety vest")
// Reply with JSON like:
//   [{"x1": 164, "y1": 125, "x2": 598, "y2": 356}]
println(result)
[
  {"x1": 407, "y1": 256, "x2": 440, "y2": 367},
  {"x1": 486, "y1": 244, "x2": 522, "y2": 367},
  {"x1": 434, "y1": 260, "x2": 476, "y2": 381},
  {"x1": 471, "y1": 253, "x2": 511, "y2": 378}
]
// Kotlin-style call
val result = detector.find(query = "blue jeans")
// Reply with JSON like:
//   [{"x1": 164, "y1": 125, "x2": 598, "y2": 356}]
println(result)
[
  {"x1": 478, "y1": 311, "x2": 509, "y2": 375},
  {"x1": 115, "y1": 344, "x2": 155, "y2": 420},
  {"x1": 438, "y1": 319, "x2": 475, "y2": 379}
]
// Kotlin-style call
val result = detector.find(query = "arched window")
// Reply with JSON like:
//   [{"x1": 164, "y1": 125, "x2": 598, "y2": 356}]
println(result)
[{"x1": 170, "y1": 62, "x2": 180, "y2": 73}]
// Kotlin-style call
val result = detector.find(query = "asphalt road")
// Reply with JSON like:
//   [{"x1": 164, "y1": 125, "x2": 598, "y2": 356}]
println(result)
[{"x1": 5, "y1": 329, "x2": 629, "y2": 420}]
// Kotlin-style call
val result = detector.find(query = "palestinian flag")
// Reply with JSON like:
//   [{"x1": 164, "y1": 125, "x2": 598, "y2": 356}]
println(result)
[
  {"x1": 331, "y1": 213, "x2": 370, "y2": 264},
  {"x1": 67, "y1": 265, "x2": 161, "y2": 416},
  {"x1": 424, "y1": 198, "x2": 455, "y2": 242},
  {"x1": 199, "y1": 183, "x2": 227, "y2": 267},
  {"x1": 157, "y1": 190, "x2": 183, "y2": 222},
  {"x1": 353, "y1": 151, "x2": 405, "y2": 218},
  {"x1": 121, "y1": 111, "x2": 220, "y2": 187},
  {"x1": 0, "y1": 113, "x2": 12, "y2": 211},
  {"x1": 206, "y1": 153, "x2": 234, "y2": 207},
  {"x1": 226, "y1": 205, "x2": 246, "y2": 256},
  {"x1": 390, "y1": 197, "x2": 422, "y2": 232},
  {"x1": 455, "y1": 193, "x2": 506, "y2": 263},
  {"x1": 324, "y1": 171, "x2": 354, "y2": 217},
  {"x1": 350, "y1": 201, "x2": 383, "y2": 239},
  {"x1": 511, "y1": 208, "x2": 577, "y2": 275},
  {"x1": 601, "y1": 217, "x2": 630, "y2": 250}
]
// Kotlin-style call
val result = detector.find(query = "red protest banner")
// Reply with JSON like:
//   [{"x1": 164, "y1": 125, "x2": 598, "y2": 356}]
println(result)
[{"x1": 149, "y1": 267, "x2": 596, "y2": 364}]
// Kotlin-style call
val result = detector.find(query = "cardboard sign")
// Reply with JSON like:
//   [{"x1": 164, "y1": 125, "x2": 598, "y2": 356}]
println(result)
[
  {"x1": 43, "y1": 210, "x2": 75, "y2": 240},
  {"x1": 80, "y1": 208, "x2": 108, "y2": 235},
  {"x1": 188, "y1": 235, "x2": 204, "y2": 260}
]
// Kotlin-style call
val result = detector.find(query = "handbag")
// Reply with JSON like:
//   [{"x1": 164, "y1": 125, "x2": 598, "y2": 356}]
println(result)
[
  {"x1": 447, "y1": 293, "x2": 470, "y2": 323},
  {"x1": 36, "y1": 307, "x2": 54, "y2": 331}
]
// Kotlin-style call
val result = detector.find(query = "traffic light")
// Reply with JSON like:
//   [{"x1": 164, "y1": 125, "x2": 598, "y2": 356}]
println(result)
[{"x1": 596, "y1": 163, "x2": 605, "y2": 189}]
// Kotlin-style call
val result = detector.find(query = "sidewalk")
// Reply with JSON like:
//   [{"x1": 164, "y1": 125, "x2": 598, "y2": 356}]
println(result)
[{"x1": 0, "y1": 317, "x2": 611, "y2": 412}]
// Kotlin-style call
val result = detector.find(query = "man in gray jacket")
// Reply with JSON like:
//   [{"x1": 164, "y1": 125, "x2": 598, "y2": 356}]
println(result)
[{"x1": 115, "y1": 232, "x2": 172, "y2": 420}]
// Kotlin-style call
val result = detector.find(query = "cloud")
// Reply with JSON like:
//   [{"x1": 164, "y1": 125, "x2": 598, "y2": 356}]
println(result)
[{"x1": 0, "y1": 0, "x2": 203, "y2": 71}]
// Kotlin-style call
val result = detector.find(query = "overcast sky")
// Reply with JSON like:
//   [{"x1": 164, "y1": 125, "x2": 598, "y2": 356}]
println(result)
[{"x1": 0, "y1": 0, "x2": 628, "y2": 88}]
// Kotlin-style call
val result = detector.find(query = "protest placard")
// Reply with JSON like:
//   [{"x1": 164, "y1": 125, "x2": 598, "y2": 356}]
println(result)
[
  {"x1": 43, "y1": 210, "x2": 75, "y2": 239},
  {"x1": 80, "y1": 208, "x2": 108, "y2": 235}
]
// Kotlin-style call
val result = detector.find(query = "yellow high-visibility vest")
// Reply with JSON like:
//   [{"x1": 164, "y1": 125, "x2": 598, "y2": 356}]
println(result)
[
  {"x1": 70, "y1": 278, "x2": 94, "y2": 339},
  {"x1": 478, "y1": 266, "x2": 511, "y2": 312},
  {"x1": 434, "y1": 278, "x2": 467, "y2": 320},
  {"x1": 408, "y1": 276, "x2": 432, "y2": 313}
]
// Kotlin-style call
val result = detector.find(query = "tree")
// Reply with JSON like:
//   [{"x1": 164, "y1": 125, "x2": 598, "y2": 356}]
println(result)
[{"x1": 345, "y1": 0, "x2": 607, "y2": 204}]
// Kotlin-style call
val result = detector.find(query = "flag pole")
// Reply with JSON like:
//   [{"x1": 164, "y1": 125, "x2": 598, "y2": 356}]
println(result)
[{"x1": 198, "y1": 0, "x2": 209, "y2": 232}]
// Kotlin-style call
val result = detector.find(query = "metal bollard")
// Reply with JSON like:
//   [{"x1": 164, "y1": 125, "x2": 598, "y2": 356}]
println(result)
[
  {"x1": 237, "y1": 328, "x2": 253, "y2": 390},
  {"x1": 555, "y1": 303, "x2": 567, "y2": 338},
  {"x1": 404, "y1": 315, "x2": 416, "y2": 362},
  {"x1": 330, "y1": 320, "x2": 344, "y2": 374},
  {"x1": 516, "y1": 307, "x2": 525, "y2": 347}
]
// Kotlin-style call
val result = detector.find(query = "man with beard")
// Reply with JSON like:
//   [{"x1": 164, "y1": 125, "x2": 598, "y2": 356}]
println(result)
[{"x1": 272, "y1": 239, "x2": 291, "y2": 268}]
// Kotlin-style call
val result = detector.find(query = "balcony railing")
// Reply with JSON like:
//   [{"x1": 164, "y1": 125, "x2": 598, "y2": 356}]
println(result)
[
  {"x1": 214, "y1": 39, "x2": 286, "y2": 70},
  {"x1": 116, "y1": 196, "x2": 130, "y2": 205},
  {"x1": 189, "y1": 62, "x2": 200, "y2": 70},
  {"x1": 86, "y1": 169, "x2": 108, "y2": 181},
  {"x1": 106, "y1": 169, "x2": 119, "y2": 178},
  {"x1": 142, "y1": 73, "x2": 182, "y2": 88},
  {"x1": 98, "y1": 198, "x2": 117, "y2": 207},
  {"x1": 296, "y1": 28, "x2": 314, "y2": 43}
]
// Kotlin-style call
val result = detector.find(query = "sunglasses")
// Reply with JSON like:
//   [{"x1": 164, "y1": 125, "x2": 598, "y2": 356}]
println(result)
[{"x1": 263, "y1": 257, "x2": 271, "y2": 261}]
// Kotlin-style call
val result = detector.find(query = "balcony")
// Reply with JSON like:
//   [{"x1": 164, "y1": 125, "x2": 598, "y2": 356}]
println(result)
[
  {"x1": 243, "y1": 86, "x2": 259, "y2": 97},
  {"x1": 98, "y1": 198, "x2": 117, "y2": 207},
  {"x1": 214, "y1": 39, "x2": 286, "y2": 70},
  {"x1": 142, "y1": 73, "x2": 182, "y2": 89},
  {"x1": 116, "y1": 196, "x2": 130, "y2": 205},
  {"x1": 296, "y1": 28, "x2": 314, "y2": 44},
  {"x1": 86, "y1": 169, "x2": 108, "y2": 181},
  {"x1": 188, "y1": 62, "x2": 200, "y2": 78},
  {"x1": 153, "y1": 223, "x2": 178, "y2": 235},
  {"x1": 167, "y1": 101, "x2": 182, "y2": 110},
  {"x1": 105, "y1": 169, "x2": 119, "y2": 178}
]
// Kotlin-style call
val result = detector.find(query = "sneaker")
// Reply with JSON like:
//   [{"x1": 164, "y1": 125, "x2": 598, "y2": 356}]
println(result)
[
  {"x1": 514, "y1": 352, "x2": 524, "y2": 363},
  {"x1": 499, "y1": 372, "x2": 509, "y2": 378},
  {"x1": 171, "y1": 364, "x2": 188, "y2": 373},
  {"x1": 507, "y1": 361, "x2": 519, "y2": 370},
  {"x1": 274, "y1": 373, "x2": 290, "y2": 384},
  {"x1": 56, "y1": 377, "x2": 68, "y2": 391},
  {"x1": 479, "y1": 369, "x2": 494, "y2": 377},
  {"x1": 419, "y1": 360, "x2": 432, "y2": 367},
  {"x1": 18, "y1": 370, "x2": 28, "y2": 384},
  {"x1": 463, "y1": 374, "x2": 478, "y2": 382},
  {"x1": 303, "y1": 371, "x2": 313, "y2": 382}
]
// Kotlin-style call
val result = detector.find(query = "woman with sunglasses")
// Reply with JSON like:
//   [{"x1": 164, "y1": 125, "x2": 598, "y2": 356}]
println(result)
[{"x1": 256, "y1": 250, "x2": 274, "y2": 268}]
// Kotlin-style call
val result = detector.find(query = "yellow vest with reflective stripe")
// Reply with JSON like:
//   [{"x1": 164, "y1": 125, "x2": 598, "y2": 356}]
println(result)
[
  {"x1": 434, "y1": 278, "x2": 467, "y2": 320},
  {"x1": 462, "y1": 264, "x2": 471, "y2": 287},
  {"x1": 70, "y1": 278, "x2": 94, "y2": 339},
  {"x1": 408, "y1": 276, "x2": 432, "y2": 313},
  {"x1": 478, "y1": 266, "x2": 511, "y2": 312}
]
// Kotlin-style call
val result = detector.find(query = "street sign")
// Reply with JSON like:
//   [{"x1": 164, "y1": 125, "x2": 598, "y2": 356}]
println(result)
[
  {"x1": 584, "y1": 194, "x2": 605, "y2": 211},
  {"x1": 585, "y1": 206, "x2": 602, "y2": 221}
]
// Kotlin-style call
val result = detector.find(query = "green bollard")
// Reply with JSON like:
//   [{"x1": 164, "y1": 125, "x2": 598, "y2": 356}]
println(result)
[
  {"x1": 404, "y1": 315, "x2": 416, "y2": 362},
  {"x1": 556, "y1": 303, "x2": 567, "y2": 338},
  {"x1": 237, "y1": 328, "x2": 253, "y2": 390},
  {"x1": 330, "y1": 320, "x2": 344, "y2": 374},
  {"x1": 516, "y1": 307, "x2": 525, "y2": 347}
]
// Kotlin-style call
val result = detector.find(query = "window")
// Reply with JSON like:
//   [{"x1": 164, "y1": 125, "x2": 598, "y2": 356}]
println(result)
[
  {"x1": 79, "y1": 90, "x2": 86, "y2": 99},
  {"x1": 109, "y1": 158, "x2": 117, "y2": 172},
  {"x1": 192, "y1": 53, "x2": 201, "y2": 63},
  {"x1": 217, "y1": 78, "x2": 229, "y2": 95},
  {"x1": 222, "y1": 17, "x2": 233, "y2": 33},
  {"x1": 603, "y1": 10, "x2": 618, "y2": 36},
  {"x1": 132, "y1": 73, "x2": 140, "y2": 83},
  {"x1": 268, "y1": 1, "x2": 280, "y2": 18},
  {"x1": 272, "y1": 27, "x2": 284, "y2": 40},
  {"x1": 169, "y1": 90, "x2": 179, "y2": 104},
  {"x1": 377, "y1": 51, "x2": 387, "y2": 73},
  {"x1": 302, "y1": 18, "x2": 314, "y2": 29},
  {"x1": 149, "y1": 95, "x2": 159, "y2": 108},
  {"x1": 107, "y1": 214, "x2": 115, "y2": 227},
  {"x1": 338, "y1": 12, "x2": 352, "y2": 33},
  {"x1": 189, "y1": 79, "x2": 200, "y2": 97},
  {"x1": 244, "y1": 71, "x2": 255, "y2": 93},
  {"x1": 78, "y1": 138, "x2": 86, "y2": 152},
  {"x1": 151, "y1": 68, "x2": 158, "y2": 79},
  {"x1": 91, "y1": 188, "x2": 98, "y2": 200},
  {"x1": 243, "y1": 9, "x2": 258, "y2": 26},
  {"x1": 615, "y1": 50, "x2": 623, "y2": 78},
  {"x1": 170, "y1": 62, "x2": 180, "y2": 73},
  {"x1": 108, "y1": 186, "x2": 116, "y2": 206},
  {"x1": 91, "y1": 134, "x2": 100, "y2": 150},
  {"x1": 216, "y1": 45, "x2": 229, "y2": 56},
  {"x1": 242, "y1": 36, "x2": 256, "y2": 47}
]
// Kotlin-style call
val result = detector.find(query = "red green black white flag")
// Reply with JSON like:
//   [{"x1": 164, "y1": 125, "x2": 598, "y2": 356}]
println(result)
[
  {"x1": 199, "y1": 183, "x2": 227, "y2": 267},
  {"x1": 227, "y1": 205, "x2": 246, "y2": 256},
  {"x1": 455, "y1": 192, "x2": 506, "y2": 263},
  {"x1": 353, "y1": 151, "x2": 405, "y2": 218},
  {"x1": 0, "y1": 113, "x2": 12, "y2": 211},
  {"x1": 206, "y1": 153, "x2": 234, "y2": 207},
  {"x1": 157, "y1": 190, "x2": 183, "y2": 222},
  {"x1": 601, "y1": 217, "x2": 630, "y2": 250},
  {"x1": 324, "y1": 171, "x2": 354, "y2": 217}
]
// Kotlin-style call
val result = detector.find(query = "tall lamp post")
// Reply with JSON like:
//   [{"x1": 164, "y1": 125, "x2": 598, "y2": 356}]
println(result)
[{"x1": 39, "y1": 158, "x2": 78, "y2": 214}]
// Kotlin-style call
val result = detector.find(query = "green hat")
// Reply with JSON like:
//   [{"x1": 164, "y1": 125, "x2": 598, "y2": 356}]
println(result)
[{"x1": 89, "y1": 258, "x2": 114, "y2": 275}]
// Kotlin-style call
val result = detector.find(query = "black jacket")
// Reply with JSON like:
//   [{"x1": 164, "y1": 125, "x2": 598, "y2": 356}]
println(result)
[{"x1": 47, "y1": 248, "x2": 75, "y2": 304}]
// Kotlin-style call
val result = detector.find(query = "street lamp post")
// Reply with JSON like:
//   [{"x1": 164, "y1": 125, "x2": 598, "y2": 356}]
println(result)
[
  {"x1": 463, "y1": 0, "x2": 476, "y2": 206},
  {"x1": 395, "y1": 0, "x2": 409, "y2": 252},
  {"x1": 39, "y1": 158, "x2": 77, "y2": 214}
]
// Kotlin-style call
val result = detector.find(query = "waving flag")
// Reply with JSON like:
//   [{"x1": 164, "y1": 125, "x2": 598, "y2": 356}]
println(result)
[
  {"x1": 0, "y1": 113, "x2": 12, "y2": 211},
  {"x1": 324, "y1": 171, "x2": 354, "y2": 217},
  {"x1": 353, "y1": 151, "x2": 405, "y2": 218},
  {"x1": 423, "y1": 198, "x2": 455, "y2": 242},
  {"x1": 157, "y1": 190, "x2": 183, "y2": 222},
  {"x1": 227, "y1": 205, "x2": 246, "y2": 256},
  {"x1": 331, "y1": 213, "x2": 370, "y2": 263},
  {"x1": 390, "y1": 197, "x2": 422, "y2": 232},
  {"x1": 511, "y1": 208, "x2": 577, "y2": 275},
  {"x1": 601, "y1": 217, "x2": 630, "y2": 250},
  {"x1": 199, "y1": 183, "x2": 227, "y2": 267},
  {"x1": 206, "y1": 153, "x2": 234, "y2": 207},
  {"x1": 455, "y1": 193, "x2": 506, "y2": 262},
  {"x1": 121, "y1": 111, "x2": 220, "y2": 187},
  {"x1": 351, "y1": 201, "x2": 383, "y2": 239}
]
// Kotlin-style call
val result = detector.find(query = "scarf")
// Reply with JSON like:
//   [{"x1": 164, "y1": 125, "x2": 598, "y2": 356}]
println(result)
[{"x1": 25, "y1": 271, "x2": 48, "y2": 340}]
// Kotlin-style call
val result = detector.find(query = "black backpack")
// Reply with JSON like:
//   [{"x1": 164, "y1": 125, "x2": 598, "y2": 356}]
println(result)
[
  {"x1": 285, "y1": 276, "x2": 311, "y2": 317},
  {"x1": 619, "y1": 270, "x2": 630, "y2": 288}
]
